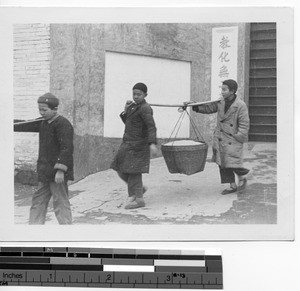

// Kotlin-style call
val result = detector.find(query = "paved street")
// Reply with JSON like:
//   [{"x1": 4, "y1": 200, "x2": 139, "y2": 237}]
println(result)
[{"x1": 14, "y1": 142, "x2": 276, "y2": 225}]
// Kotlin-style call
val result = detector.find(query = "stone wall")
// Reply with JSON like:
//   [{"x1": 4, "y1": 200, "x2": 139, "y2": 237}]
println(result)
[{"x1": 50, "y1": 23, "x2": 250, "y2": 181}]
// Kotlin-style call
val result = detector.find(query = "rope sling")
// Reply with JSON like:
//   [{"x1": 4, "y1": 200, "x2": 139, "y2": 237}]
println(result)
[
  {"x1": 166, "y1": 106, "x2": 206, "y2": 145},
  {"x1": 151, "y1": 103, "x2": 210, "y2": 175}
]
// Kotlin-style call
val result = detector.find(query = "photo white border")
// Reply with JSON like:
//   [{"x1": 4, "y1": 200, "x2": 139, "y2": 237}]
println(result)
[{"x1": 0, "y1": 6, "x2": 294, "y2": 241}]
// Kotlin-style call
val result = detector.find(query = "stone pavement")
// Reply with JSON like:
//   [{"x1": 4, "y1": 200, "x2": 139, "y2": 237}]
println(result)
[{"x1": 14, "y1": 142, "x2": 277, "y2": 225}]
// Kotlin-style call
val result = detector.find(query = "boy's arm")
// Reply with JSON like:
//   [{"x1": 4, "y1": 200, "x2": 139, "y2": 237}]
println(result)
[
  {"x1": 140, "y1": 105, "x2": 157, "y2": 145},
  {"x1": 119, "y1": 100, "x2": 133, "y2": 124},
  {"x1": 13, "y1": 118, "x2": 43, "y2": 132},
  {"x1": 53, "y1": 119, "x2": 74, "y2": 173},
  {"x1": 120, "y1": 112, "x2": 127, "y2": 124},
  {"x1": 233, "y1": 103, "x2": 250, "y2": 143},
  {"x1": 192, "y1": 101, "x2": 219, "y2": 114}
]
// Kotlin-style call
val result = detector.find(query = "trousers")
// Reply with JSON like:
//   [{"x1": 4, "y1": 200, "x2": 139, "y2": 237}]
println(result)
[
  {"x1": 29, "y1": 181, "x2": 72, "y2": 225},
  {"x1": 117, "y1": 172, "x2": 143, "y2": 198},
  {"x1": 219, "y1": 166, "x2": 250, "y2": 184}
]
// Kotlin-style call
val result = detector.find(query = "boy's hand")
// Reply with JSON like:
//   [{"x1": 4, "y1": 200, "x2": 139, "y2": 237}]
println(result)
[
  {"x1": 124, "y1": 100, "x2": 133, "y2": 111},
  {"x1": 183, "y1": 100, "x2": 195, "y2": 106},
  {"x1": 180, "y1": 100, "x2": 195, "y2": 111},
  {"x1": 192, "y1": 106, "x2": 200, "y2": 112},
  {"x1": 55, "y1": 170, "x2": 65, "y2": 184},
  {"x1": 150, "y1": 144, "x2": 158, "y2": 156}
]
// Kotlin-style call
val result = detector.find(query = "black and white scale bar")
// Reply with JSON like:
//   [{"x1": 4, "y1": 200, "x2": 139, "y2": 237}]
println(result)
[{"x1": 0, "y1": 248, "x2": 223, "y2": 289}]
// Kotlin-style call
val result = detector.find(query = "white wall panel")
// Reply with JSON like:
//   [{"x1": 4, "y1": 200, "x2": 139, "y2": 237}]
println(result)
[{"x1": 104, "y1": 52, "x2": 191, "y2": 138}]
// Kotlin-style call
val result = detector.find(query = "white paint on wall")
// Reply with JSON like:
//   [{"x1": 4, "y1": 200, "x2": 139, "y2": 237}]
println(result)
[{"x1": 104, "y1": 51, "x2": 191, "y2": 139}]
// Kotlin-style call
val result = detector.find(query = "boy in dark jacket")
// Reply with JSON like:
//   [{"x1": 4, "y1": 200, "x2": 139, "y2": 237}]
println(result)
[
  {"x1": 111, "y1": 83, "x2": 157, "y2": 209},
  {"x1": 14, "y1": 93, "x2": 74, "y2": 224}
]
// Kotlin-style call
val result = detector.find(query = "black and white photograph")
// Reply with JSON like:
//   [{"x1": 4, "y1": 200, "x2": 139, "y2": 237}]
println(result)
[{"x1": 0, "y1": 6, "x2": 294, "y2": 241}]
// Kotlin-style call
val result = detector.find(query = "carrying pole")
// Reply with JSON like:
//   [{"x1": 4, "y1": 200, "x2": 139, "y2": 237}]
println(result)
[
  {"x1": 149, "y1": 99, "x2": 222, "y2": 108},
  {"x1": 13, "y1": 117, "x2": 43, "y2": 125}
]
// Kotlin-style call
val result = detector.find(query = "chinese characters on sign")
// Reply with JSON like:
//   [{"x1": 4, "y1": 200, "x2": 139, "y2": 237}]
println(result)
[{"x1": 211, "y1": 26, "x2": 238, "y2": 100}]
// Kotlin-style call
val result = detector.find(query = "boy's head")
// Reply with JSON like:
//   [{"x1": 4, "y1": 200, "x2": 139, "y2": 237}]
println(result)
[
  {"x1": 132, "y1": 82, "x2": 148, "y2": 104},
  {"x1": 222, "y1": 79, "x2": 238, "y2": 94},
  {"x1": 37, "y1": 93, "x2": 59, "y2": 120}
]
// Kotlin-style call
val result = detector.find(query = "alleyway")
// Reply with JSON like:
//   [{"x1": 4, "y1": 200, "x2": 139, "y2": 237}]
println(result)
[{"x1": 14, "y1": 142, "x2": 276, "y2": 225}]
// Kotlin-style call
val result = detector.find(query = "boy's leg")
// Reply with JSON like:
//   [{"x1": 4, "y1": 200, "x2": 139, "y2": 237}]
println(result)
[
  {"x1": 50, "y1": 181, "x2": 72, "y2": 225},
  {"x1": 233, "y1": 168, "x2": 250, "y2": 191},
  {"x1": 117, "y1": 171, "x2": 137, "y2": 205},
  {"x1": 219, "y1": 166, "x2": 236, "y2": 184},
  {"x1": 117, "y1": 171, "x2": 129, "y2": 184},
  {"x1": 117, "y1": 171, "x2": 135, "y2": 197},
  {"x1": 29, "y1": 182, "x2": 52, "y2": 225},
  {"x1": 128, "y1": 174, "x2": 143, "y2": 198},
  {"x1": 219, "y1": 167, "x2": 237, "y2": 194},
  {"x1": 125, "y1": 173, "x2": 145, "y2": 209}
]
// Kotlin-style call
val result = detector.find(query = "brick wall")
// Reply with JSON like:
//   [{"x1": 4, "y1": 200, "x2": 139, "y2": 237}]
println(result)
[{"x1": 14, "y1": 24, "x2": 50, "y2": 176}]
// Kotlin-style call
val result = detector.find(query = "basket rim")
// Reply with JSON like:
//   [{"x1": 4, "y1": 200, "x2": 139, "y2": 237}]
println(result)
[
  {"x1": 162, "y1": 142, "x2": 207, "y2": 148},
  {"x1": 161, "y1": 144, "x2": 208, "y2": 152},
  {"x1": 162, "y1": 140, "x2": 207, "y2": 145}
]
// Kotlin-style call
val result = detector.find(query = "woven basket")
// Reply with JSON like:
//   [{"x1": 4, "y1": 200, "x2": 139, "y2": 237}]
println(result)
[{"x1": 161, "y1": 141, "x2": 208, "y2": 175}]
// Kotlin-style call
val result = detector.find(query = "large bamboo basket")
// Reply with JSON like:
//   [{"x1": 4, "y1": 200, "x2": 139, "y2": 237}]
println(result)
[{"x1": 161, "y1": 140, "x2": 208, "y2": 175}]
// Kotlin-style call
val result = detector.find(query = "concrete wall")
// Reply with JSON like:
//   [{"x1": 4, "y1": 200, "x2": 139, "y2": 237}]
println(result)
[
  {"x1": 14, "y1": 23, "x2": 250, "y2": 183},
  {"x1": 192, "y1": 23, "x2": 250, "y2": 144},
  {"x1": 103, "y1": 51, "x2": 191, "y2": 139},
  {"x1": 13, "y1": 24, "x2": 50, "y2": 178}
]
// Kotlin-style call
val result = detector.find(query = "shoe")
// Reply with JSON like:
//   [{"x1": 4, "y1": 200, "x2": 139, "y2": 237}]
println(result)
[
  {"x1": 125, "y1": 198, "x2": 145, "y2": 209},
  {"x1": 237, "y1": 178, "x2": 247, "y2": 191},
  {"x1": 221, "y1": 187, "x2": 237, "y2": 195},
  {"x1": 125, "y1": 196, "x2": 135, "y2": 205}
]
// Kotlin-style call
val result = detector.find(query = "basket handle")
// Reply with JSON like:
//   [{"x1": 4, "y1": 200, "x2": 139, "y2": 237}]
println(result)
[
  {"x1": 166, "y1": 110, "x2": 186, "y2": 144},
  {"x1": 186, "y1": 109, "x2": 206, "y2": 143},
  {"x1": 166, "y1": 108, "x2": 206, "y2": 144}
]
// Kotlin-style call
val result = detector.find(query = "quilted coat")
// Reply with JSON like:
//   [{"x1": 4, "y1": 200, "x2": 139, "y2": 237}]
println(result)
[
  {"x1": 14, "y1": 116, "x2": 74, "y2": 182},
  {"x1": 111, "y1": 100, "x2": 157, "y2": 174},
  {"x1": 193, "y1": 97, "x2": 249, "y2": 168}
]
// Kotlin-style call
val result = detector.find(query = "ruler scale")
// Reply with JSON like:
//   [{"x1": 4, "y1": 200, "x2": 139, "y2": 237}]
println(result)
[{"x1": 0, "y1": 247, "x2": 223, "y2": 289}]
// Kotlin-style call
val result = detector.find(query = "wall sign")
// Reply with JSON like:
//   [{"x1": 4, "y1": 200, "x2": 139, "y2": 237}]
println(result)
[{"x1": 211, "y1": 26, "x2": 238, "y2": 100}]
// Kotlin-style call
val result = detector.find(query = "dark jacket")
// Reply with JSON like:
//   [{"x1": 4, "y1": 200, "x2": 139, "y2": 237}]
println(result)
[
  {"x1": 193, "y1": 97, "x2": 249, "y2": 168},
  {"x1": 14, "y1": 115, "x2": 74, "y2": 182},
  {"x1": 111, "y1": 100, "x2": 157, "y2": 174}
]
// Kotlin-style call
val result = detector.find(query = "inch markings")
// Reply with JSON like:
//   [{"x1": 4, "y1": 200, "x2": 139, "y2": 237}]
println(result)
[{"x1": 0, "y1": 247, "x2": 223, "y2": 289}]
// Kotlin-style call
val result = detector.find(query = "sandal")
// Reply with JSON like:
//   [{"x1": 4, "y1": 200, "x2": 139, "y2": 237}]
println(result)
[
  {"x1": 237, "y1": 178, "x2": 247, "y2": 191},
  {"x1": 221, "y1": 187, "x2": 237, "y2": 195}
]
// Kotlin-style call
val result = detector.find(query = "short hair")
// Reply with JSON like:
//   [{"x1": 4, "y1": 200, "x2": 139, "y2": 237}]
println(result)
[
  {"x1": 222, "y1": 79, "x2": 238, "y2": 93},
  {"x1": 132, "y1": 82, "x2": 148, "y2": 94}
]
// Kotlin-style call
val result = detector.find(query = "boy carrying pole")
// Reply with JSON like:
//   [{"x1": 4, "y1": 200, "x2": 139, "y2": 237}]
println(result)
[
  {"x1": 111, "y1": 83, "x2": 158, "y2": 209},
  {"x1": 191, "y1": 79, "x2": 250, "y2": 194},
  {"x1": 14, "y1": 93, "x2": 74, "y2": 224}
]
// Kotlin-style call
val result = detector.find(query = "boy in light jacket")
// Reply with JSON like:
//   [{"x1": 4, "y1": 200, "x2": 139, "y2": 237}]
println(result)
[{"x1": 192, "y1": 79, "x2": 250, "y2": 194}]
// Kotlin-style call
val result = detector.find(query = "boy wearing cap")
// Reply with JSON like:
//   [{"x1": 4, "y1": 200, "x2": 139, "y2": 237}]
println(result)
[
  {"x1": 111, "y1": 83, "x2": 157, "y2": 209},
  {"x1": 191, "y1": 79, "x2": 250, "y2": 194},
  {"x1": 14, "y1": 93, "x2": 73, "y2": 224}
]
